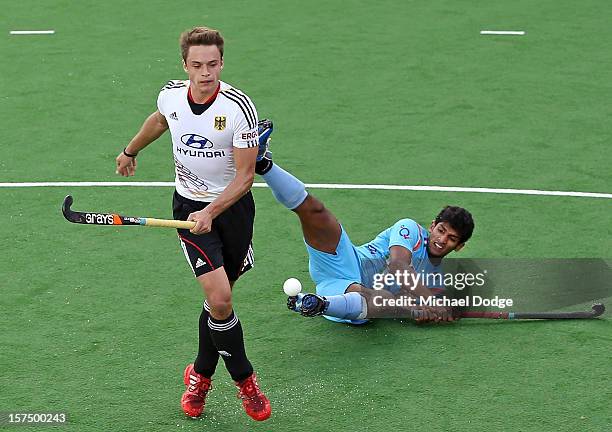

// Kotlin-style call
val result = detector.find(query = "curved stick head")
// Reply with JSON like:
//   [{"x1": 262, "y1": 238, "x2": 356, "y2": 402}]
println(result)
[
  {"x1": 592, "y1": 303, "x2": 605, "y2": 317},
  {"x1": 62, "y1": 195, "x2": 79, "y2": 222},
  {"x1": 62, "y1": 195, "x2": 73, "y2": 211}
]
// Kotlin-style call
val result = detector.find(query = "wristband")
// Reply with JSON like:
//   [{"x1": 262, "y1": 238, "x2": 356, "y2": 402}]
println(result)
[{"x1": 123, "y1": 148, "x2": 138, "y2": 158}]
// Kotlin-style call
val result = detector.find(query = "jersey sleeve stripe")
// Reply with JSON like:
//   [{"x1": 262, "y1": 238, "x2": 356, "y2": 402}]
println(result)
[
  {"x1": 161, "y1": 82, "x2": 187, "y2": 91},
  {"x1": 223, "y1": 89, "x2": 257, "y2": 128},
  {"x1": 220, "y1": 92, "x2": 255, "y2": 128},
  {"x1": 161, "y1": 80, "x2": 186, "y2": 89},
  {"x1": 226, "y1": 89, "x2": 257, "y2": 127},
  {"x1": 221, "y1": 90, "x2": 256, "y2": 128}
]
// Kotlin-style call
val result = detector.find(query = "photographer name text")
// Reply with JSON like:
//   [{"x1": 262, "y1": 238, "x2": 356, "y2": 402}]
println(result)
[{"x1": 373, "y1": 295, "x2": 514, "y2": 309}]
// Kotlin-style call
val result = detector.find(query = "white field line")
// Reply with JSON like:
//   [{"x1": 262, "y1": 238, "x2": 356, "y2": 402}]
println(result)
[
  {"x1": 0, "y1": 181, "x2": 610, "y2": 199},
  {"x1": 9, "y1": 30, "x2": 55, "y2": 35},
  {"x1": 480, "y1": 30, "x2": 525, "y2": 35}
]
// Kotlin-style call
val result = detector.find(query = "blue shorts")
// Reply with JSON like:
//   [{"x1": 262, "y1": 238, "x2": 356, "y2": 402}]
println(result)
[{"x1": 305, "y1": 227, "x2": 368, "y2": 325}]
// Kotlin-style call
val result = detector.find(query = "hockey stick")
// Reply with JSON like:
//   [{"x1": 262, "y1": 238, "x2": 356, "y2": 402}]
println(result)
[
  {"x1": 61, "y1": 195, "x2": 196, "y2": 229},
  {"x1": 454, "y1": 303, "x2": 605, "y2": 320}
]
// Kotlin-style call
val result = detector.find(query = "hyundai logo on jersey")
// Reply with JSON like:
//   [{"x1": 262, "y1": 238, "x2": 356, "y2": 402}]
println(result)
[{"x1": 181, "y1": 134, "x2": 214, "y2": 149}]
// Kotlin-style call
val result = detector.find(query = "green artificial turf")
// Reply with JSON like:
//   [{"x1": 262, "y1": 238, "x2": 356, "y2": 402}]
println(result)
[{"x1": 1, "y1": 1, "x2": 611, "y2": 431}]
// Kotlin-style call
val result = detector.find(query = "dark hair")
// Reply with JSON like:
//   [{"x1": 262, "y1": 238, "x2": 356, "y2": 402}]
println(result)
[
  {"x1": 180, "y1": 26, "x2": 224, "y2": 61},
  {"x1": 434, "y1": 206, "x2": 474, "y2": 243}
]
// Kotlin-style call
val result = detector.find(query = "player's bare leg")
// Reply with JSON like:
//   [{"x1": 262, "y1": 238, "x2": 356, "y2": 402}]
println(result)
[
  {"x1": 255, "y1": 120, "x2": 341, "y2": 254},
  {"x1": 293, "y1": 195, "x2": 342, "y2": 254},
  {"x1": 198, "y1": 268, "x2": 233, "y2": 319}
]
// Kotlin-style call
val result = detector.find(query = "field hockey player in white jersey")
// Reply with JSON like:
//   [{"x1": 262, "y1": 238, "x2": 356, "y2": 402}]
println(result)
[{"x1": 115, "y1": 26, "x2": 272, "y2": 422}]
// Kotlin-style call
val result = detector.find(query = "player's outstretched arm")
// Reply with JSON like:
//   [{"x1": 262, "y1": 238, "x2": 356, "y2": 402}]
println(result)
[{"x1": 116, "y1": 110, "x2": 168, "y2": 177}]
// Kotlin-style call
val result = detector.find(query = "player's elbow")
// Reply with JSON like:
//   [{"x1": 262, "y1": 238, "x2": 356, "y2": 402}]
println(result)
[
  {"x1": 156, "y1": 119, "x2": 169, "y2": 132},
  {"x1": 388, "y1": 247, "x2": 413, "y2": 271},
  {"x1": 152, "y1": 111, "x2": 168, "y2": 130}
]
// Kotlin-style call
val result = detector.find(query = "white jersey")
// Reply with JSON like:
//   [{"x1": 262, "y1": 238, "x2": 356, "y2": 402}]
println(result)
[{"x1": 157, "y1": 80, "x2": 259, "y2": 201}]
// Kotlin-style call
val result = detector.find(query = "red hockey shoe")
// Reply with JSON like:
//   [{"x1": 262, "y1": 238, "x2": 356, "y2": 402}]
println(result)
[
  {"x1": 235, "y1": 373, "x2": 271, "y2": 421},
  {"x1": 181, "y1": 363, "x2": 212, "y2": 417}
]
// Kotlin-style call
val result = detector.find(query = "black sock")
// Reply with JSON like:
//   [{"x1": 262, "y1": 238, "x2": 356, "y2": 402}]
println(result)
[
  {"x1": 255, "y1": 157, "x2": 273, "y2": 175},
  {"x1": 193, "y1": 301, "x2": 220, "y2": 379},
  {"x1": 208, "y1": 311, "x2": 254, "y2": 382}
]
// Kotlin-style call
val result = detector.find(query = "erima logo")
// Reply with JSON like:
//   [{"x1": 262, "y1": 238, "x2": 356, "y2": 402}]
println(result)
[
  {"x1": 195, "y1": 258, "x2": 205, "y2": 269},
  {"x1": 181, "y1": 133, "x2": 213, "y2": 149},
  {"x1": 218, "y1": 350, "x2": 232, "y2": 357},
  {"x1": 169, "y1": 112, "x2": 178, "y2": 121}
]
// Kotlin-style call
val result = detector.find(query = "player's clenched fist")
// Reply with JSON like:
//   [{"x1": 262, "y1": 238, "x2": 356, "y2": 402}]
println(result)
[
  {"x1": 115, "y1": 150, "x2": 138, "y2": 177},
  {"x1": 414, "y1": 306, "x2": 456, "y2": 323},
  {"x1": 188, "y1": 209, "x2": 213, "y2": 234}
]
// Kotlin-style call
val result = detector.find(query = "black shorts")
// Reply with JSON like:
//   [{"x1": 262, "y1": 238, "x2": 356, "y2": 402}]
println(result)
[{"x1": 173, "y1": 190, "x2": 255, "y2": 281}]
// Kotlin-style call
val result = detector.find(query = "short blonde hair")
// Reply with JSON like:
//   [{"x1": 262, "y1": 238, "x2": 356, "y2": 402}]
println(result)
[{"x1": 179, "y1": 26, "x2": 224, "y2": 61}]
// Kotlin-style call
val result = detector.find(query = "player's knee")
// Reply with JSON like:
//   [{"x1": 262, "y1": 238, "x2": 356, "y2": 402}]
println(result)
[
  {"x1": 308, "y1": 196, "x2": 326, "y2": 214},
  {"x1": 297, "y1": 194, "x2": 323, "y2": 213},
  {"x1": 300, "y1": 196, "x2": 332, "y2": 221},
  {"x1": 207, "y1": 294, "x2": 233, "y2": 319}
]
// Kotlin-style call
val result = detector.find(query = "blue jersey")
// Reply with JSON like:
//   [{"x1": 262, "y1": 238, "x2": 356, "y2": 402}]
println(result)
[
  {"x1": 354, "y1": 219, "x2": 443, "y2": 292},
  {"x1": 307, "y1": 218, "x2": 445, "y2": 323}
]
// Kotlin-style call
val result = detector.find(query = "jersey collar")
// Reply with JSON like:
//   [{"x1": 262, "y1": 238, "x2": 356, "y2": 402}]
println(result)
[{"x1": 187, "y1": 83, "x2": 221, "y2": 105}]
